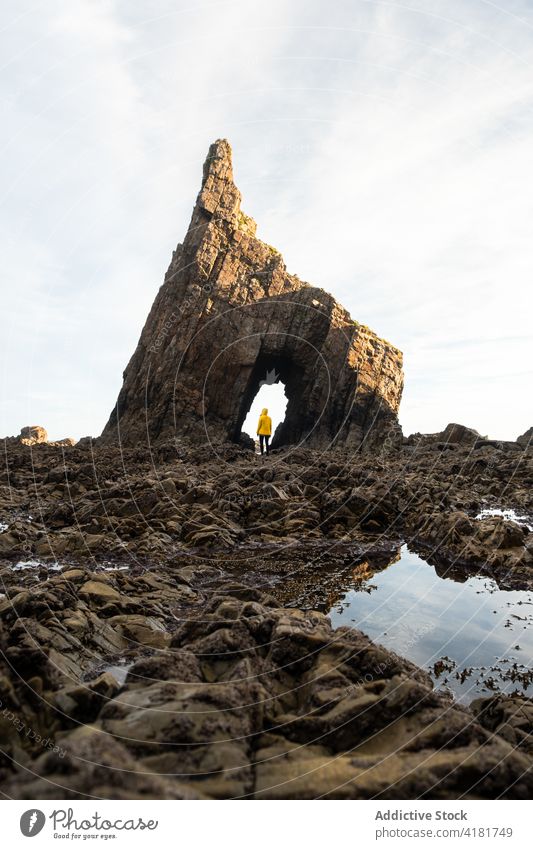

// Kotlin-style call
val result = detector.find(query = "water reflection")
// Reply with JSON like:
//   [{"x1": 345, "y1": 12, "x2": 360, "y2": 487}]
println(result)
[{"x1": 328, "y1": 545, "x2": 533, "y2": 703}]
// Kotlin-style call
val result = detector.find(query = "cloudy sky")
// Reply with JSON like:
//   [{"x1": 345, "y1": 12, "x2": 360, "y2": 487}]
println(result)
[{"x1": 1, "y1": 0, "x2": 532, "y2": 442}]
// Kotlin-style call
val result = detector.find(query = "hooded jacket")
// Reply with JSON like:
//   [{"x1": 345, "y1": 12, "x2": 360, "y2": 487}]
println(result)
[{"x1": 257, "y1": 408, "x2": 272, "y2": 436}]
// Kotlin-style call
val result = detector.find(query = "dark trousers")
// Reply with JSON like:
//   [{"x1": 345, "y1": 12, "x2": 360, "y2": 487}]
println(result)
[{"x1": 259, "y1": 434, "x2": 270, "y2": 455}]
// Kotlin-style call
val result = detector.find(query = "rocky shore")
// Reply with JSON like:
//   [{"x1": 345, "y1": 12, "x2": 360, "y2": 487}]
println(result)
[
  {"x1": 0, "y1": 431, "x2": 532, "y2": 798},
  {"x1": 1, "y1": 141, "x2": 531, "y2": 799},
  {"x1": 2, "y1": 426, "x2": 531, "y2": 586}
]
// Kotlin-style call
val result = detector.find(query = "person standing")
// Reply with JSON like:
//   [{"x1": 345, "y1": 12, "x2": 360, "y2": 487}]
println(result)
[{"x1": 257, "y1": 407, "x2": 272, "y2": 455}]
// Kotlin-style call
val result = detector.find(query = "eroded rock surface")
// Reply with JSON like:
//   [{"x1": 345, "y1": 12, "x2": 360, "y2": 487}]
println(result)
[
  {"x1": 1, "y1": 434, "x2": 531, "y2": 588},
  {"x1": 1, "y1": 578, "x2": 531, "y2": 800}
]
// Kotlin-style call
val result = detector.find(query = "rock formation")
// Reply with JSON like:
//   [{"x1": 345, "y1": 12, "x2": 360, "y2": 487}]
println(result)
[
  {"x1": 101, "y1": 140, "x2": 403, "y2": 450},
  {"x1": 405, "y1": 422, "x2": 483, "y2": 447},
  {"x1": 19, "y1": 425, "x2": 47, "y2": 445},
  {"x1": 16, "y1": 426, "x2": 75, "y2": 448},
  {"x1": 517, "y1": 426, "x2": 533, "y2": 448}
]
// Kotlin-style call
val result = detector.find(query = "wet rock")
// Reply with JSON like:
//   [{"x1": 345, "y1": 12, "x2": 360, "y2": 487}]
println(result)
[
  {"x1": 79, "y1": 580, "x2": 122, "y2": 602},
  {"x1": 108, "y1": 615, "x2": 170, "y2": 649},
  {"x1": 1, "y1": 580, "x2": 532, "y2": 799},
  {"x1": 409, "y1": 510, "x2": 532, "y2": 588},
  {"x1": 472, "y1": 694, "x2": 533, "y2": 755},
  {"x1": 125, "y1": 651, "x2": 204, "y2": 685},
  {"x1": 54, "y1": 672, "x2": 121, "y2": 722},
  {"x1": 2, "y1": 726, "x2": 202, "y2": 799},
  {"x1": 253, "y1": 734, "x2": 529, "y2": 800}
]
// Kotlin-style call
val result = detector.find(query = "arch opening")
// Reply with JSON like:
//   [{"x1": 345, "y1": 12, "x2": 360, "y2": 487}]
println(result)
[
  {"x1": 232, "y1": 352, "x2": 307, "y2": 448},
  {"x1": 241, "y1": 381, "x2": 288, "y2": 448}
]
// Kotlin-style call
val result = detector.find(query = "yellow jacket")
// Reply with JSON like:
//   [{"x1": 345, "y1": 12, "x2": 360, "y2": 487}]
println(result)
[{"x1": 257, "y1": 408, "x2": 272, "y2": 436}]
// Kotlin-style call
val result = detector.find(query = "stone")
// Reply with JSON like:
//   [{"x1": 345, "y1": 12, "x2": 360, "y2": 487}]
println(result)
[
  {"x1": 61, "y1": 569, "x2": 87, "y2": 582},
  {"x1": 517, "y1": 426, "x2": 533, "y2": 448},
  {"x1": 408, "y1": 422, "x2": 482, "y2": 446},
  {"x1": 441, "y1": 422, "x2": 482, "y2": 444},
  {"x1": 54, "y1": 672, "x2": 121, "y2": 722},
  {"x1": 19, "y1": 425, "x2": 47, "y2": 445},
  {"x1": 100, "y1": 139, "x2": 403, "y2": 451},
  {"x1": 79, "y1": 580, "x2": 122, "y2": 601},
  {"x1": 472, "y1": 695, "x2": 533, "y2": 756},
  {"x1": 108, "y1": 614, "x2": 170, "y2": 648},
  {"x1": 1, "y1": 726, "x2": 202, "y2": 799}
]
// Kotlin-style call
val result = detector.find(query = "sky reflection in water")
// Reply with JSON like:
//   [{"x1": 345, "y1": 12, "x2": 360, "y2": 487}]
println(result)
[{"x1": 328, "y1": 545, "x2": 533, "y2": 703}]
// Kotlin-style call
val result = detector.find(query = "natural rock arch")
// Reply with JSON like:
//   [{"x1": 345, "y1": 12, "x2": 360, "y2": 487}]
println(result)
[{"x1": 101, "y1": 140, "x2": 404, "y2": 451}]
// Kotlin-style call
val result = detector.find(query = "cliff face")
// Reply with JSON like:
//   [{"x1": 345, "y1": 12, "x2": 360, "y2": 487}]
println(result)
[{"x1": 101, "y1": 140, "x2": 403, "y2": 449}]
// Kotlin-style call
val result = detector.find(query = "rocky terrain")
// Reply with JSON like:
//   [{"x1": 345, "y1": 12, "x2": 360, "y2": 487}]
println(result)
[
  {"x1": 0, "y1": 427, "x2": 531, "y2": 798},
  {"x1": 2, "y1": 424, "x2": 531, "y2": 589}
]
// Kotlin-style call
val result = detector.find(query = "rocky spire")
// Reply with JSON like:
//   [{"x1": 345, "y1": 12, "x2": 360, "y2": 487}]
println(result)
[{"x1": 101, "y1": 140, "x2": 404, "y2": 450}]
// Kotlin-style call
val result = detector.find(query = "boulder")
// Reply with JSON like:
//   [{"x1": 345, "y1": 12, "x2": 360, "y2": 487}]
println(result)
[
  {"x1": 472, "y1": 695, "x2": 533, "y2": 756},
  {"x1": 19, "y1": 425, "x2": 47, "y2": 445},
  {"x1": 406, "y1": 422, "x2": 482, "y2": 447},
  {"x1": 79, "y1": 580, "x2": 122, "y2": 602},
  {"x1": 517, "y1": 426, "x2": 533, "y2": 448},
  {"x1": 441, "y1": 422, "x2": 482, "y2": 445}
]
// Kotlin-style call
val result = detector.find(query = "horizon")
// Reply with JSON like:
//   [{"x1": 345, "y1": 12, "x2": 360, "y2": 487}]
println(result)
[{"x1": 1, "y1": 1, "x2": 532, "y2": 443}]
